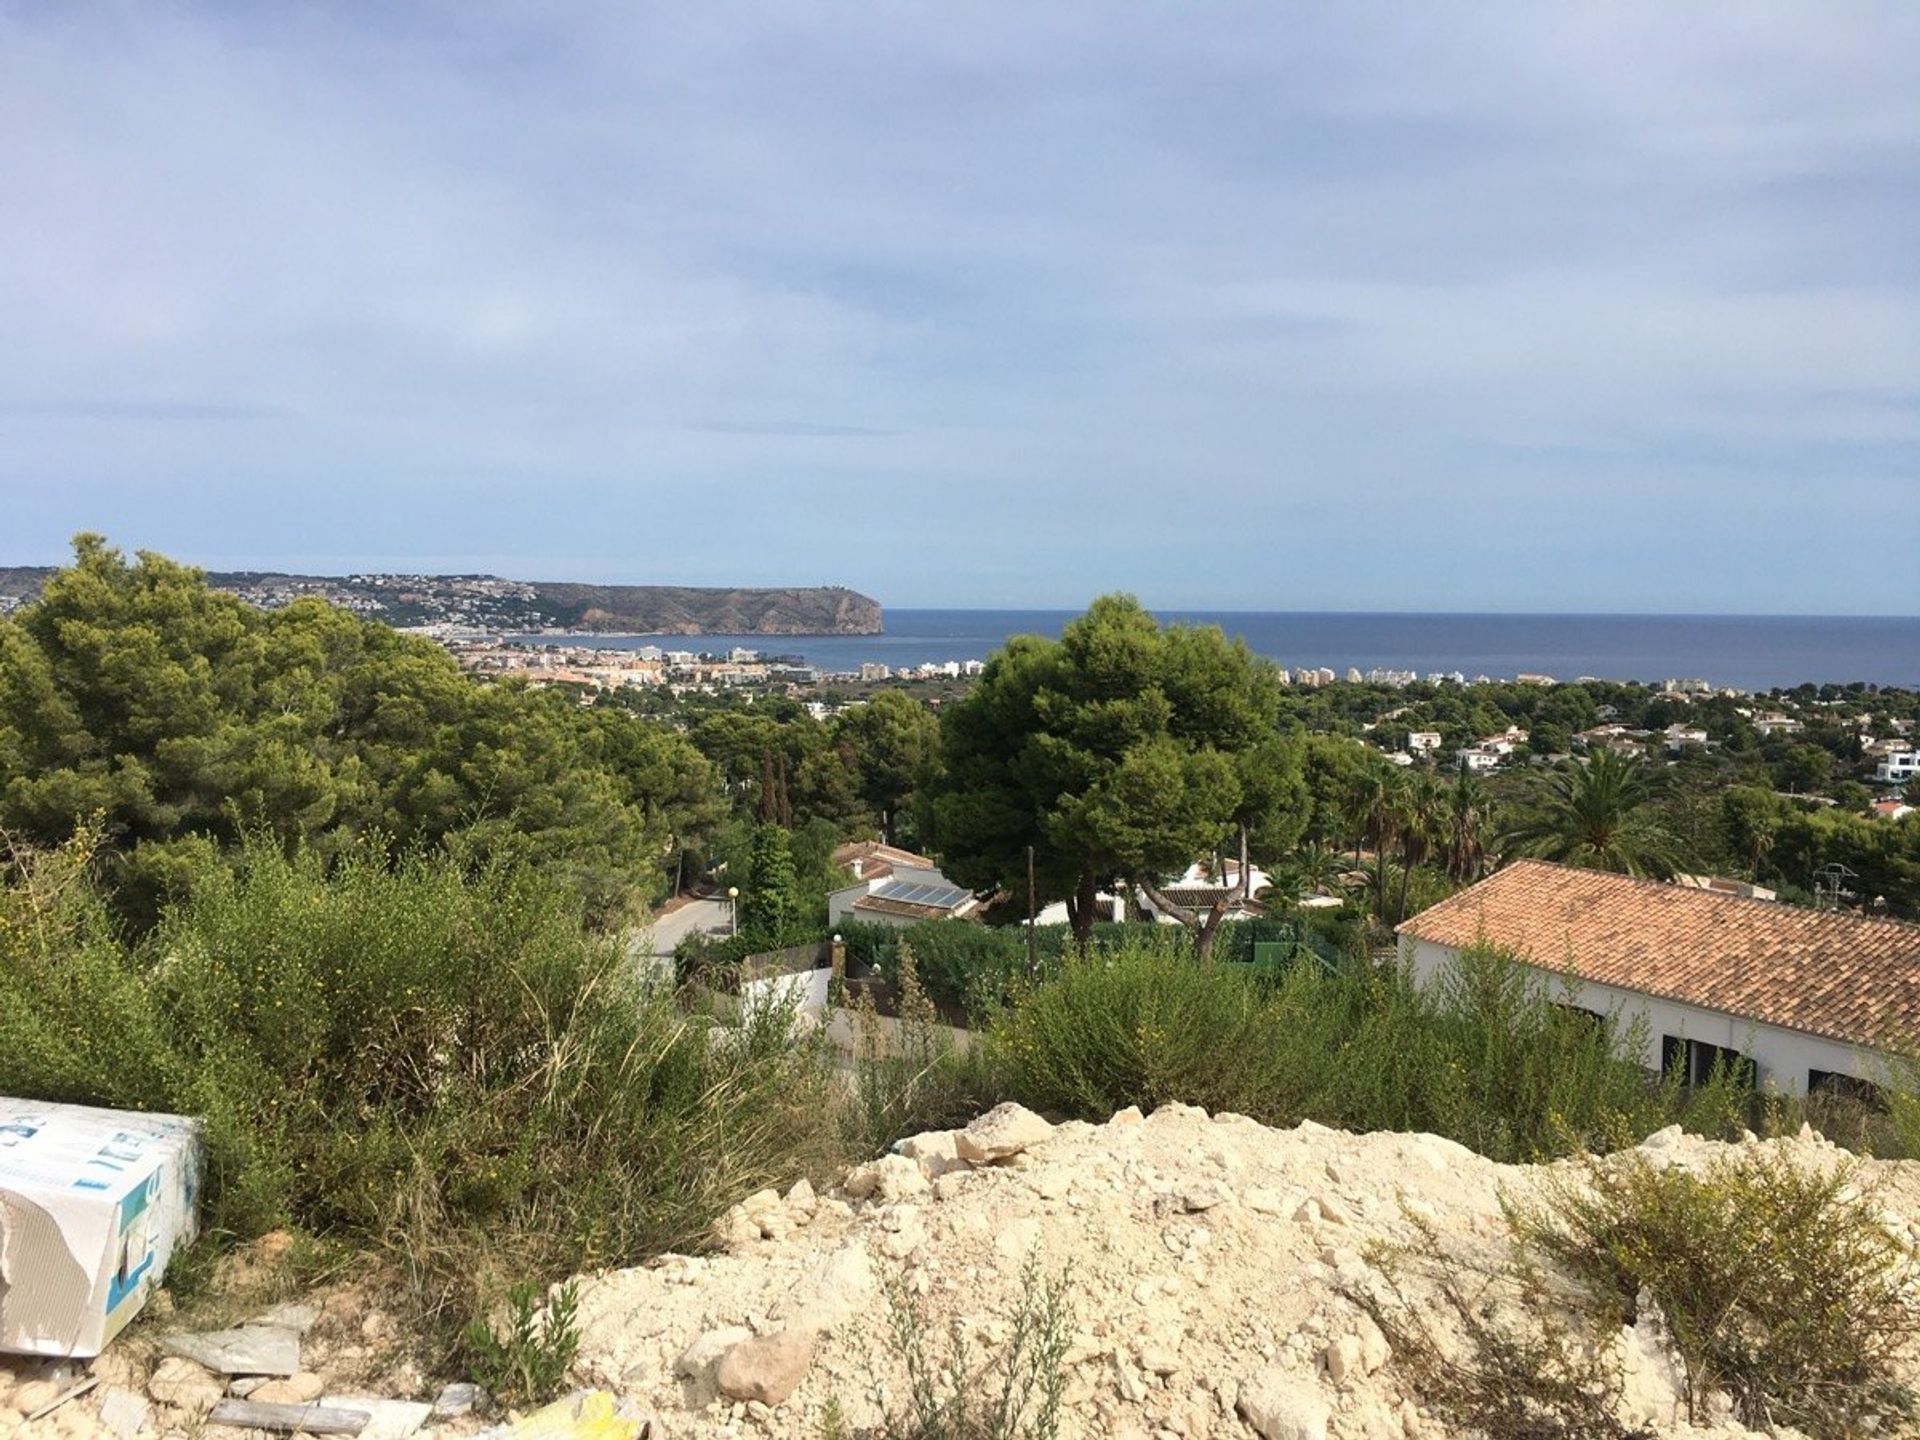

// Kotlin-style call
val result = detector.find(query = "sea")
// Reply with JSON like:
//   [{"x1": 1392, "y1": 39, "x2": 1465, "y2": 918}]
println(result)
[{"x1": 515, "y1": 611, "x2": 1920, "y2": 693}]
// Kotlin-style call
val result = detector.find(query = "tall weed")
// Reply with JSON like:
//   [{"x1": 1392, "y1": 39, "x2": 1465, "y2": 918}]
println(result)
[{"x1": 0, "y1": 834, "x2": 843, "y2": 1318}]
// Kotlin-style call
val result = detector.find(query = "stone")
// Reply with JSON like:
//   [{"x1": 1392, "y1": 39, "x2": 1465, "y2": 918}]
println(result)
[
  {"x1": 8, "y1": 1381, "x2": 59, "y2": 1418},
  {"x1": 739, "y1": 1188, "x2": 782, "y2": 1217},
  {"x1": 897, "y1": 1131, "x2": 967, "y2": 1180},
  {"x1": 954, "y1": 1103, "x2": 1054, "y2": 1166},
  {"x1": 1238, "y1": 1370, "x2": 1330, "y2": 1440},
  {"x1": 674, "y1": 1325, "x2": 755, "y2": 1392},
  {"x1": 1181, "y1": 1181, "x2": 1231, "y2": 1212},
  {"x1": 147, "y1": 1358, "x2": 224, "y2": 1415},
  {"x1": 784, "y1": 1178, "x2": 817, "y2": 1212},
  {"x1": 248, "y1": 1373, "x2": 326, "y2": 1406},
  {"x1": 431, "y1": 1382, "x2": 486, "y2": 1420},
  {"x1": 715, "y1": 1328, "x2": 815, "y2": 1407},
  {"x1": 1314, "y1": 1194, "x2": 1352, "y2": 1226},
  {"x1": 1322, "y1": 1335, "x2": 1363, "y2": 1387},
  {"x1": 319, "y1": 1396, "x2": 432, "y2": 1440},
  {"x1": 160, "y1": 1326, "x2": 301, "y2": 1377},
  {"x1": 715, "y1": 1206, "x2": 762, "y2": 1249},
  {"x1": 250, "y1": 1303, "x2": 321, "y2": 1335},
  {"x1": 843, "y1": 1153, "x2": 928, "y2": 1202}
]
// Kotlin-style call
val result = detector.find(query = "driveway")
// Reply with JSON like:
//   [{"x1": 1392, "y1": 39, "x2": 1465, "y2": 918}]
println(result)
[{"x1": 630, "y1": 897, "x2": 732, "y2": 982}]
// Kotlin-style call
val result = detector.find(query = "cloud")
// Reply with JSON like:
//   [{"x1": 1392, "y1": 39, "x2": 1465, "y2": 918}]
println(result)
[{"x1": 0, "y1": 2, "x2": 1914, "y2": 612}]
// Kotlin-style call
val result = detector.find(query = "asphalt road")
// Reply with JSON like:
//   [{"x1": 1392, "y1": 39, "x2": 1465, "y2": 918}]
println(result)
[{"x1": 630, "y1": 897, "x2": 732, "y2": 982}]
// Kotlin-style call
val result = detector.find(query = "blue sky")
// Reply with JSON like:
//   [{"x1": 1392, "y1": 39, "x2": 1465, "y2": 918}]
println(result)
[{"x1": 2, "y1": 2, "x2": 1916, "y2": 613}]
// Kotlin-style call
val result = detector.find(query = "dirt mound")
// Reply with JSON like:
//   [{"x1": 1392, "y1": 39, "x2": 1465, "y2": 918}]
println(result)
[{"x1": 568, "y1": 1104, "x2": 1920, "y2": 1440}]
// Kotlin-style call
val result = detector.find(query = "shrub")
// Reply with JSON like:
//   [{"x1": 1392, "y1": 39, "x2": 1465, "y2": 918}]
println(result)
[
  {"x1": 985, "y1": 936, "x2": 1304, "y2": 1120},
  {"x1": 1509, "y1": 1149, "x2": 1920, "y2": 1437},
  {"x1": 1359, "y1": 1225, "x2": 1650, "y2": 1440},
  {"x1": 842, "y1": 947, "x2": 1004, "y2": 1159},
  {"x1": 985, "y1": 940, "x2": 1678, "y2": 1161},
  {"x1": 874, "y1": 1259, "x2": 1073, "y2": 1440},
  {"x1": 0, "y1": 833, "x2": 844, "y2": 1320},
  {"x1": 466, "y1": 1280, "x2": 581, "y2": 1408}
]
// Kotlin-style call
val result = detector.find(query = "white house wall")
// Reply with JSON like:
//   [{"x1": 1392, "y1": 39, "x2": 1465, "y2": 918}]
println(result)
[{"x1": 1403, "y1": 938, "x2": 1875, "y2": 1095}]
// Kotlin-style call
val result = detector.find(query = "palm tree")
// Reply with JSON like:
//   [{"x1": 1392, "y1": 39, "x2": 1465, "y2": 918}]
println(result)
[
  {"x1": 1442, "y1": 765, "x2": 1494, "y2": 883},
  {"x1": 1350, "y1": 769, "x2": 1402, "y2": 918},
  {"x1": 1278, "y1": 840, "x2": 1343, "y2": 901},
  {"x1": 1498, "y1": 749, "x2": 1684, "y2": 879},
  {"x1": 1393, "y1": 771, "x2": 1445, "y2": 921}
]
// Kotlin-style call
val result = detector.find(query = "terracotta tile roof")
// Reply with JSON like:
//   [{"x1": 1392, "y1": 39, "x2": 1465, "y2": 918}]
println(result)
[
  {"x1": 1397, "y1": 859, "x2": 1920, "y2": 1049},
  {"x1": 832, "y1": 841, "x2": 936, "y2": 883}
]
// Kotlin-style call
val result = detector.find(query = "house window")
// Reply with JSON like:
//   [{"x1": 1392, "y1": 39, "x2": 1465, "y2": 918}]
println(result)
[
  {"x1": 1660, "y1": 1035, "x2": 1755, "y2": 1089},
  {"x1": 1808, "y1": 1069, "x2": 1886, "y2": 1109},
  {"x1": 1552, "y1": 1001, "x2": 1605, "y2": 1034}
]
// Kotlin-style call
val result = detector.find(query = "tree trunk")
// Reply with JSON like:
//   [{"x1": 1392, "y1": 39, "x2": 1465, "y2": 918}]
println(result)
[{"x1": 1066, "y1": 871, "x2": 1100, "y2": 953}]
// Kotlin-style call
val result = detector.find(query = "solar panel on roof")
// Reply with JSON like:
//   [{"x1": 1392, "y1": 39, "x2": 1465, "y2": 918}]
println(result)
[{"x1": 874, "y1": 878, "x2": 969, "y2": 909}]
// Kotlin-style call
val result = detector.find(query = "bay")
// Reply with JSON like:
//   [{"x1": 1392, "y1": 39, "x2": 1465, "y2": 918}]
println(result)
[{"x1": 515, "y1": 610, "x2": 1920, "y2": 692}]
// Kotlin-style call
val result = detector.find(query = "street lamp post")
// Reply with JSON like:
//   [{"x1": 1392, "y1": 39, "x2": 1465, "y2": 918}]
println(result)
[{"x1": 727, "y1": 885, "x2": 740, "y2": 938}]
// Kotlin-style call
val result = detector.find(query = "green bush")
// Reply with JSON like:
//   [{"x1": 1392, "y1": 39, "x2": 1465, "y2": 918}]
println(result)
[
  {"x1": 0, "y1": 833, "x2": 842, "y2": 1314},
  {"x1": 985, "y1": 940, "x2": 1691, "y2": 1162},
  {"x1": 1510, "y1": 1150, "x2": 1920, "y2": 1438},
  {"x1": 466, "y1": 1280, "x2": 581, "y2": 1408}
]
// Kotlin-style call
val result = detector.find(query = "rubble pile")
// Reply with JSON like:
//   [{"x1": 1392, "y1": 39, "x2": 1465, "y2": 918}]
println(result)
[
  {"x1": 7, "y1": 1103, "x2": 1919, "y2": 1439},
  {"x1": 568, "y1": 1104, "x2": 1920, "y2": 1440}
]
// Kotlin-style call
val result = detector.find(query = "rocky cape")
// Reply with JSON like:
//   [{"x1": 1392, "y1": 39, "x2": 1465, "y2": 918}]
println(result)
[{"x1": 0, "y1": 567, "x2": 883, "y2": 636}]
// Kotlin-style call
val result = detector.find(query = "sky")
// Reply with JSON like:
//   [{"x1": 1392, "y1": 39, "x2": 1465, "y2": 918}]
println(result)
[{"x1": 1, "y1": 2, "x2": 1917, "y2": 613}]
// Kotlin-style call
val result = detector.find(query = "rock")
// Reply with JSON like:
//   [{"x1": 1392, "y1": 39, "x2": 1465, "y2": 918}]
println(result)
[
  {"x1": 319, "y1": 1395, "x2": 432, "y2": 1440},
  {"x1": 843, "y1": 1153, "x2": 928, "y2": 1202},
  {"x1": 1640, "y1": 1124, "x2": 1684, "y2": 1152},
  {"x1": 431, "y1": 1382, "x2": 487, "y2": 1420},
  {"x1": 715, "y1": 1206, "x2": 762, "y2": 1250},
  {"x1": 674, "y1": 1325, "x2": 755, "y2": 1392},
  {"x1": 97, "y1": 1387, "x2": 150, "y2": 1440},
  {"x1": 8, "y1": 1381, "x2": 59, "y2": 1418},
  {"x1": 784, "y1": 1178, "x2": 817, "y2": 1212},
  {"x1": 897, "y1": 1131, "x2": 967, "y2": 1179},
  {"x1": 1314, "y1": 1194, "x2": 1353, "y2": 1226},
  {"x1": 1322, "y1": 1335, "x2": 1362, "y2": 1387},
  {"x1": 1355, "y1": 1318, "x2": 1391, "y2": 1375},
  {"x1": 955, "y1": 1103, "x2": 1054, "y2": 1166},
  {"x1": 1238, "y1": 1370, "x2": 1330, "y2": 1440},
  {"x1": 250, "y1": 1303, "x2": 321, "y2": 1335},
  {"x1": 1181, "y1": 1181, "x2": 1231, "y2": 1212},
  {"x1": 1137, "y1": 1342, "x2": 1182, "y2": 1377},
  {"x1": 739, "y1": 1188, "x2": 782, "y2": 1218},
  {"x1": 715, "y1": 1328, "x2": 815, "y2": 1407},
  {"x1": 248, "y1": 1373, "x2": 326, "y2": 1405},
  {"x1": 147, "y1": 1358, "x2": 224, "y2": 1414},
  {"x1": 161, "y1": 1326, "x2": 301, "y2": 1377}
]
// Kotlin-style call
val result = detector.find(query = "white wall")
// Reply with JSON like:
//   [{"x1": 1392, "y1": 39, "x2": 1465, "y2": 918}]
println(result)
[
  {"x1": 1403, "y1": 937, "x2": 1877, "y2": 1095},
  {"x1": 740, "y1": 964, "x2": 832, "y2": 1021},
  {"x1": 827, "y1": 881, "x2": 873, "y2": 930}
]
